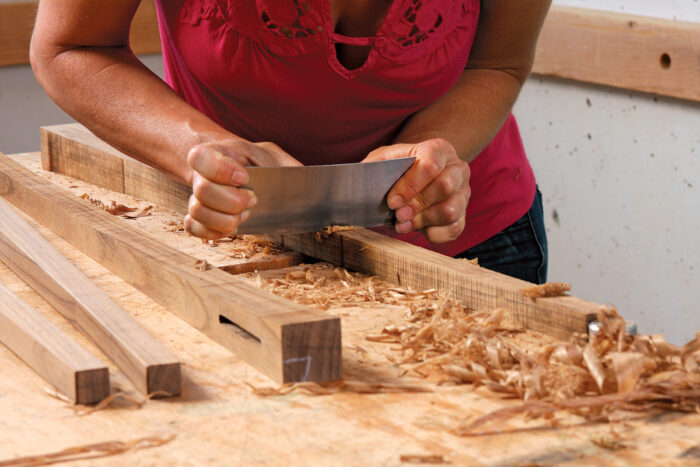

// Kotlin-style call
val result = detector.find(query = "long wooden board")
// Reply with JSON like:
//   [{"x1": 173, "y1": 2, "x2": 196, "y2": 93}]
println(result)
[
  {"x1": 0, "y1": 153, "x2": 341, "y2": 384},
  {"x1": 533, "y1": 6, "x2": 700, "y2": 102},
  {"x1": 0, "y1": 0, "x2": 161, "y2": 67},
  {"x1": 4, "y1": 4, "x2": 699, "y2": 102},
  {"x1": 0, "y1": 282, "x2": 109, "y2": 404},
  {"x1": 0, "y1": 198, "x2": 181, "y2": 396},
  {"x1": 41, "y1": 124, "x2": 598, "y2": 340}
]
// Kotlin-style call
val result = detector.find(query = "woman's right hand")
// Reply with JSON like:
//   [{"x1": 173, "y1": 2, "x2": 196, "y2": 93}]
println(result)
[{"x1": 185, "y1": 140, "x2": 302, "y2": 240}]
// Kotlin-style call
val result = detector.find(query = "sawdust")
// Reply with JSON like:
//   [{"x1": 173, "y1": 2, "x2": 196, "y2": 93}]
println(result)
[
  {"x1": 215, "y1": 235, "x2": 283, "y2": 260},
  {"x1": 0, "y1": 435, "x2": 174, "y2": 466},
  {"x1": 520, "y1": 282, "x2": 571, "y2": 298}
]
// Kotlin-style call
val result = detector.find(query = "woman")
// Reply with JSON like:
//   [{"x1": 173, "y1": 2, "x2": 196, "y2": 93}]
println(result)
[{"x1": 30, "y1": 0, "x2": 551, "y2": 283}]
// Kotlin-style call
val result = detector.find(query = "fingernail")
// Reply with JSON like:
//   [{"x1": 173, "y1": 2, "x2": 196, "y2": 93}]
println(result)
[
  {"x1": 241, "y1": 210, "x2": 251, "y2": 222},
  {"x1": 388, "y1": 195, "x2": 404, "y2": 209},
  {"x1": 395, "y1": 221, "x2": 413, "y2": 234},
  {"x1": 232, "y1": 170, "x2": 249, "y2": 186},
  {"x1": 395, "y1": 205, "x2": 413, "y2": 222},
  {"x1": 247, "y1": 195, "x2": 258, "y2": 209}
]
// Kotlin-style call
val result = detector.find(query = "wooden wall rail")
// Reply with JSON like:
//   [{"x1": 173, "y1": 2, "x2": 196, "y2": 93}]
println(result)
[
  {"x1": 0, "y1": 0, "x2": 161, "y2": 67},
  {"x1": 1, "y1": 3, "x2": 699, "y2": 101}
]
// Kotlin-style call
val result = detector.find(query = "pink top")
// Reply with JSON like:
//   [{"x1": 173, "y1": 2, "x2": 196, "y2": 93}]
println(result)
[{"x1": 154, "y1": 0, "x2": 536, "y2": 256}]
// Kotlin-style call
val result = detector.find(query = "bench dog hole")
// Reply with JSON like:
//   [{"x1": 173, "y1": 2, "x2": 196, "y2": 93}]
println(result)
[{"x1": 219, "y1": 315, "x2": 261, "y2": 343}]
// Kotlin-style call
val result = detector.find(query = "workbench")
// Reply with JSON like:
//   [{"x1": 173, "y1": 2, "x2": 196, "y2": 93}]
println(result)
[{"x1": 1, "y1": 152, "x2": 699, "y2": 466}]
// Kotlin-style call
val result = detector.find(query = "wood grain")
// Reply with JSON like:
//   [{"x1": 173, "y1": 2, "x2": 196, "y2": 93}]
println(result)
[
  {"x1": 0, "y1": 198, "x2": 180, "y2": 396},
  {"x1": 0, "y1": 282, "x2": 109, "y2": 404},
  {"x1": 0, "y1": 0, "x2": 161, "y2": 67},
  {"x1": 0, "y1": 153, "x2": 342, "y2": 384},
  {"x1": 533, "y1": 6, "x2": 700, "y2": 102},
  {"x1": 40, "y1": 124, "x2": 598, "y2": 340}
]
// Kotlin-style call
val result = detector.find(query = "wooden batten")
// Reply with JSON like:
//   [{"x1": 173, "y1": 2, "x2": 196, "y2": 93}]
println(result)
[
  {"x1": 4, "y1": 4, "x2": 700, "y2": 102},
  {"x1": 0, "y1": 197, "x2": 181, "y2": 396},
  {"x1": 532, "y1": 6, "x2": 700, "y2": 102},
  {"x1": 0, "y1": 0, "x2": 161, "y2": 67},
  {"x1": 0, "y1": 282, "x2": 109, "y2": 404},
  {"x1": 40, "y1": 124, "x2": 599, "y2": 340},
  {"x1": 0, "y1": 153, "x2": 342, "y2": 384}
]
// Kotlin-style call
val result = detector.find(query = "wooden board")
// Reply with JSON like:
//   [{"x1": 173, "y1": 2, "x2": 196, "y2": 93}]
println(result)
[
  {"x1": 0, "y1": 153, "x2": 342, "y2": 384},
  {"x1": 42, "y1": 124, "x2": 597, "y2": 340},
  {"x1": 0, "y1": 0, "x2": 161, "y2": 67},
  {"x1": 533, "y1": 6, "x2": 700, "y2": 102},
  {"x1": 0, "y1": 197, "x2": 180, "y2": 396},
  {"x1": 285, "y1": 229, "x2": 598, "y2": 341},
  {"x1": 0, "y1": 192, "x2": 698, "y2": 465},
  {"x1": 5, "y1": 5, "x2": 700, "y2": 102},
  {"x1": 0, "y1": 282, "x2": 109, "y2": 404}
]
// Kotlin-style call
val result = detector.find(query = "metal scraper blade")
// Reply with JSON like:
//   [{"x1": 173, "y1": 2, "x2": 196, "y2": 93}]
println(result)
[{"x1": 236, "y1": 157, "x2": 415, "y2": 234}]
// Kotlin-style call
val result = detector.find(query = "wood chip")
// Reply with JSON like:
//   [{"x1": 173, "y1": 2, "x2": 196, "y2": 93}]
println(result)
[
  {"x1": 194, "y1": 259, "x2": 211, "y2": 272},
  {"x1": 520, "y1": 282, "x2": 571, "y2": 298}
]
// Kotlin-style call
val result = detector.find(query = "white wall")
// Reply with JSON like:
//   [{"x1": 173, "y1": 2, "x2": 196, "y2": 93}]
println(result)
[{"x1": 514, "y1": 0, "x2": 700, "y2": 344}]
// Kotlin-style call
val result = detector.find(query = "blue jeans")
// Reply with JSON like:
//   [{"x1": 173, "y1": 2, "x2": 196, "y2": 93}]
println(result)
[{"x1": 454, "y1": 187, "x2": 548, "y2": 284}]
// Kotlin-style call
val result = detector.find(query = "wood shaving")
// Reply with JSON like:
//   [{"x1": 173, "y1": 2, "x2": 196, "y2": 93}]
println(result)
[
  {"x1": 166, "y1": 220, "x2": 184, "y2": 232},
  {"x1": 520, "y1": 282, "x2": 571, "y2": 298},
  {"x1": 399, "y1": 454, "x2": 450, "y2": 464},
  {"x1": 194, "y1": 259, "x2": 211, "y2": 272},
  {"x1": 73, "y1": 390, "x2": 173, "y2": 416},
  {"x1": 314, "y1": 225, "x2": 357, "y2": 242},
  {"x1": 246, "y1": 380, "x2": 431, "y2": 396},
  {"x1": 457, "y1": 257, "x2": 479, "y2": 266},
  {"x1": 122, "y1": 205, "x2": 153, "y2": 219},
  {"x1": 0, "y1": 434, "x2": 174, "y2": 467},
  {"x1": 219, "y1": 235, "x2": 284, "y2": 259}
]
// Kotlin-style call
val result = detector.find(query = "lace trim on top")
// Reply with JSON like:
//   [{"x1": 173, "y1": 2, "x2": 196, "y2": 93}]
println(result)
[{"x1": 177, "y1": 0, "x2": 476, "y2": 64}]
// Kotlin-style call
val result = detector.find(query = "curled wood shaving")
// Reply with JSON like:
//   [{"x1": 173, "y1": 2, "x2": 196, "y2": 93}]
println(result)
[
  {"x1": 0, "y1": 434, "x2": 174, "y2": 467},
  {"x1": 166, "y1": 220, "x2": 184, "y2": 232},
  {"x1": 520, "y1": 282, "x2": 571, "y2": 298},
  {"x1": 194, "y1": 259, "x2": 211, "y2": 272},
  {"x1": 399, "y1": 454, "x2": 450, "y2": 464},
  {"x1": 246, "y1": 380, "x2": 431, "y2": 396},
  {"x1": 122, "y1": 205, "x2": 153, "y2": 219},
  {"x1": 73, "y1": 390, "x2": 173, "y2": 416},
  {"x1": 219, "y1": 235, "x2": 284, "y2": 259},
  {"x1": 314, "y1": 225, "x2": 357, "y2": 242}
]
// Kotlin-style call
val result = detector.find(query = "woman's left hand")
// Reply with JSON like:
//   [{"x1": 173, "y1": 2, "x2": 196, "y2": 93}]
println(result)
[{"x1": 363, "y1": 138, "x2": 470, "y2": 244}]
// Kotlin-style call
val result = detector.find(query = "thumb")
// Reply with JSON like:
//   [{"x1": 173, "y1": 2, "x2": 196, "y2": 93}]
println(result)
[{"x1": 362, "y1": 143, "x2": 415, "y2": 163}]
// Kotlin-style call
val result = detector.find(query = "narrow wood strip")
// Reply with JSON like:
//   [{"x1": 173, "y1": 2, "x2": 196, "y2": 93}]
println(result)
[
  {"x1": 0, "y1": 282, "x2": 109, "y2": 404},
  {"x1": 0, "y1": 198, "x2": 180, "y2": 396},
  {"x1": 0, "y1": 153, "x2": 342, "y2": 384},
  {"x1": 40, "y1": 124, "x2": 304, "y2": 273},
  {"x1": 533, "y1": 6, "x2": 700, "y2": 102},
  {"x1": 0, "y1": 0, "x2": 161, "y2": 67}
]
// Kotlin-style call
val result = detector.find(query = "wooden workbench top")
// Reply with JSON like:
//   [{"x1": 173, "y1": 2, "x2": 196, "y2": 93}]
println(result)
[{"x1": 1, "y1": 153, "x2": 699, "y2": 466}]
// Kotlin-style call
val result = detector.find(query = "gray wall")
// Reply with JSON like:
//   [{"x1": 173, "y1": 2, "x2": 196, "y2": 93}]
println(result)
[{"x1": 0, "y1": 55, "x2": 164, "y2": 153}]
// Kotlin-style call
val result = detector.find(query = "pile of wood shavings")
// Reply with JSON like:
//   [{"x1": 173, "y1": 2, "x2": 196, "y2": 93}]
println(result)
[
  {"x1": 213, "y1": 235, "x2": 284, "y2": 259},
  {"x1": 249, "y1": 262, "x2": 443, "y2": 311},
  {"x1": 371, "y1": 298, "x2": 700, "y2": 433}
]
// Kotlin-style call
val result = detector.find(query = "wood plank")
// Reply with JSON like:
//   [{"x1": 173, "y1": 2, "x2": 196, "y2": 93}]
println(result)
[
  {"x1": 40, "y1": 125, "x2": 304, "y2": 273},
  {"x1": 533, "y1": 6, "x2": 700, "y2": 102},
  {"x1": 0, "y1": 0, "x2": 161, "y2": 67},
  {"x1": 0, "y1": 198, "x2": 180, "y2": 396},
  {"x1": 0, "y1": 282, "x2": 109, "y2": 404},
  {"x1": 40, "y1": 124, "x2": 597, "y2": 339},
  {"x1": 0, "y1": 153, "x2": 342, "y2": 384}
]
